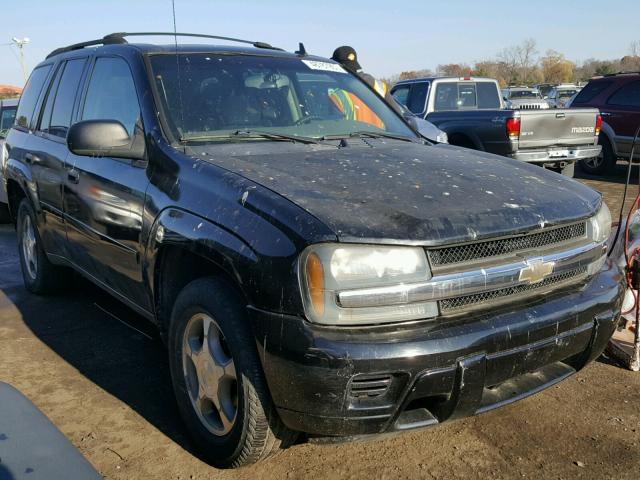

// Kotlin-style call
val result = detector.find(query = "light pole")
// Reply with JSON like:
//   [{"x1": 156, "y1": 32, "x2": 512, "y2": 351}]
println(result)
[{"x1": 11, "y1": 37, "x2": 30, "y2": 84}]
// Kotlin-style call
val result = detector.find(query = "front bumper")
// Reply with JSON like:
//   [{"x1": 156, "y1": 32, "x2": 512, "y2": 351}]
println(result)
[
  {"x1": 249, "y1": 259, "x2": 624, "y2": 437},
  {"x1": 510, "y1": 145, "x2": 601, "y2": 164}
]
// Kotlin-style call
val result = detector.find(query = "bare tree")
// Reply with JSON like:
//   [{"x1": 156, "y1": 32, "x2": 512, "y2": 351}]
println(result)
[
  {"x1": 517, "y1": 39, "x2": 538, "y2": 83},
  {"x1": 497, "y1": 45, "x2": 520, "y2": 84},
  {"x1": 630, "y1": 41, "x2": 640, "y2": 57}
]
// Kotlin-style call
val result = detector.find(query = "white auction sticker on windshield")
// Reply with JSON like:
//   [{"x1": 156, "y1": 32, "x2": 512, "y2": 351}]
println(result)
[{"x1": 301, "y1": 60, "x2": 347, "y2": 73}]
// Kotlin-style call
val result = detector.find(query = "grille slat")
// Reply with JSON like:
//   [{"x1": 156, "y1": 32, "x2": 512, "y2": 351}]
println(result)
[
  {"x1": 439, "y1": 266, "x2": 587, "y2": 313},
  {"x1": 428, "y1": 222, "x2": 586, "y2": 267}
]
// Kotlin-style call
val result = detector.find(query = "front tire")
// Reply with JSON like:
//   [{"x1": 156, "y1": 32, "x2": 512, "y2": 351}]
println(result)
[
  {"x1": 580, "y1": 137, "x2": 615, "y2": 175},
  {"x1": 0, "y1": 202, "x2": 10, "y2": 223},
  {"x1": 16, "y1": 199, "x2": 71, "y2": 294},
  {"x1": 168, "y1": 277, "x2": 295, "y2": 468}
]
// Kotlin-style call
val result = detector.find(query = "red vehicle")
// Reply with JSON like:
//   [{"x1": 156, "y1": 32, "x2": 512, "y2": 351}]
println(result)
[{"x1": 574, "y1": 72, "x2": 640, "y2": 175}]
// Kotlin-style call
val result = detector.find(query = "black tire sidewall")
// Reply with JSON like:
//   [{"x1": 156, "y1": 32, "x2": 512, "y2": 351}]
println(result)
[{"x1": 168, "y1": 278, "x2": 258, "y2": 467}]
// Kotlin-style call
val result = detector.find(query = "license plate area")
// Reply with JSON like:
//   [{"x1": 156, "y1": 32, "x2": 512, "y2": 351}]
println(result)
[{"x1": 548, "y1": 149, "x2": 570, "y2": 158}]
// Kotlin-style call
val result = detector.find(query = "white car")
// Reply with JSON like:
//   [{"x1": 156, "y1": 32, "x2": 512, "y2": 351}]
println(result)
[
  {"x1": 547, "y1": 85, "x2": 582, "y2": 108},
  {"x1": 502, "y1": 87, "x2": 550, "y2": 110},
  {"x1": 0, "y1": 98, "x2": 18, "y2": 222}
]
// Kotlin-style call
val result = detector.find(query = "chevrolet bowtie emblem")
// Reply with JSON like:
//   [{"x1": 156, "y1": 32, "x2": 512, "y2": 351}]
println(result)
[{"x1": 519, "y1": 258, "x2": 555, "y2": 284}]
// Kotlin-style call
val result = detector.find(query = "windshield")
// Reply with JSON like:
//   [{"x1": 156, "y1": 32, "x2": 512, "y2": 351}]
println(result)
[
  {"x1": 0, "y1": 106, "x2": 17, "y2": 138},
  {"x1": 508, "y1": 90, "x2": 540, "y2": 99},
  {"x1": 150, "y1": 53, "x2": 416, "y2": 142}
]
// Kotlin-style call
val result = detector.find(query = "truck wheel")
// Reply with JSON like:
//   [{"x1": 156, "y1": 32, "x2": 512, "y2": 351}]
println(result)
[
  {"x1": 16, "y1": 199, "x2": 71, "y2": 294},
  {"x1": 580, "y1": 138, "x2": 614, "y2": 175},
  {"x1": 168, "y1": 277, "x2": 295, "y2": 468}
]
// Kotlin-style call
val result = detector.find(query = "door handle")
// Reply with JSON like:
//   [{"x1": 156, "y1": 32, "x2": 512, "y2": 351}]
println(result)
[
  {"x1": 67, "y1": 169, "x2": 80, "y2": 184},
  {"x1": 25, "y1": 153, "x2": 41, "y2": 164}
]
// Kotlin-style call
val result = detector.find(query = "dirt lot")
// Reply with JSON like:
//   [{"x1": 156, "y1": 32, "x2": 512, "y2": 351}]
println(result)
[{"x1": 1, "y1": 164, "x2": 640, "y2": 479}]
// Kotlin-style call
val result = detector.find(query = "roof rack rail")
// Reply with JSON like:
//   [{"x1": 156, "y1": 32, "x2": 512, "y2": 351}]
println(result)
[
  {"x1": 603, "y1": 71, "x2": 640, "y2": 77},
  {"x1": 46, "y1": 32, "x2": 282, "y2": 59}
]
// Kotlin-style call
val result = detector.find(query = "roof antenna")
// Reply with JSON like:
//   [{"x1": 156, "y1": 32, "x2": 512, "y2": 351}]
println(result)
[
  {"x1": 171, "y1": 0, "x2": 185, "y2": 144},
  {"x1": 295, "y1": 42, "x2": 307, "y2": 56}
]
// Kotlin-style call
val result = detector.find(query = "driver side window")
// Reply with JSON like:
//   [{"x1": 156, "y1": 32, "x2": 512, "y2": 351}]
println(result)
[{"x1": 81, "y1": 57, "x2": 140, "y2": 135}]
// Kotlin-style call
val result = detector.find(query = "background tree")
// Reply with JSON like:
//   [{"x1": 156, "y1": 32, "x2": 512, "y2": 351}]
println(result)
[
  {"x1": 541, "y1": 50, "x2": 575, "y2": 84},
  {"x1": 437, "y1": 63, "x2": 471, "y2": 77}
]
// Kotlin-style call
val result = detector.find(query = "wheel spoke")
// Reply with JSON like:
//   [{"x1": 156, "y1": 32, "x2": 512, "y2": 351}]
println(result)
[
  {"x1": 201, "y1": 315, "x2": 213, "y2": 355},
  {"x1": 219, "y1": 402, "x2": 234, "y2": 431},
  {"x1": 223, "y1": 358, "x2": 236, "y2": 381}
]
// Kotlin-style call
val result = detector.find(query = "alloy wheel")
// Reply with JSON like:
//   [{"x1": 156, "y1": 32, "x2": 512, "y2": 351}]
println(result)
[
  {"x1": 182, "y1": 313, "x2": 238, "y2": 436},
  {"x1": 21, "y1": 214, "x2": 38, "y2": 280},
  {"x1": 583, "y1": 151, "x2": 604, "y2": 169}
]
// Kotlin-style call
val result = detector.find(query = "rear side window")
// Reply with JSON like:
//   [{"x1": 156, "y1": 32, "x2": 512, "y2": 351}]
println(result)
[
  {"x1": 477, "y1": 82, "x2": 501, "y2": 108},
  {"x1": 607, "y1": 81, "x2": 640, "y2": 108},
  {"x1": 573, "y1": 80, "x2": 613, "y2": 104},
  {"x1": 15, "y1": 65, "x2": 52, "y2": 129},
  {"x1": 407, "y1": 82, "x2": 429, "y2": 114},
  {"x1": 81, "y1": 57, "x2": 140, "y2": 135},
  {"x1": 46, "y1": 59, "x2": 87, "y2": 138}
]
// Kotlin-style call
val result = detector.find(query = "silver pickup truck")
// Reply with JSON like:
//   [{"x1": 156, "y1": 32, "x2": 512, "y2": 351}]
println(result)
[{"x1": 391, "y1": 77, "x2": 601, "y2": 176}]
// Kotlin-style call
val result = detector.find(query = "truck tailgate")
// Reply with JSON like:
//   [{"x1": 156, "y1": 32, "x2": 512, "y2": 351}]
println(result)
[{"x1": 517, "y1": 108, "x2": 599, "y2": 149}]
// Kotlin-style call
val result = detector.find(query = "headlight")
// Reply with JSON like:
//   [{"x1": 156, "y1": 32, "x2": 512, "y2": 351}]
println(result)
[
  {"x1": 587, "y1": 201, "x2": 612, "y2": 244},
  {"x1": 436, "y1": 131, "x2": 448, "y2": 144},
  {"x1": 299, "y1": 244, "x2": 437, "y2": 326}
]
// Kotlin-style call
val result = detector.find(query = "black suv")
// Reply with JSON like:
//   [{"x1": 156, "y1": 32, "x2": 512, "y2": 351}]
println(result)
[{"x1": 1, "y1": 33, "x2": 624, "y2": 468}]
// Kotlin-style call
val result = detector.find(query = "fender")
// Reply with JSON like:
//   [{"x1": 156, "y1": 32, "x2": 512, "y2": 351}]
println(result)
[
  {"x1": 5, "y1": 157, "x2": 39, "y2": 214},
  {"x1": 144, "y1": 207, "x2": 257, "y2": 307},
  {"x1": 599, "y1": 121, "x2": 618, "y2": 157},
  {"x1": 441, "y1": 127, "x2": 484, "y2": 150}
]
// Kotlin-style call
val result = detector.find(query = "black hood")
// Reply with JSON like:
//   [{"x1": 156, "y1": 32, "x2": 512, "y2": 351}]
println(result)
[{"x1": 188, "y1": 141, "x2": 601, "y2": 246}]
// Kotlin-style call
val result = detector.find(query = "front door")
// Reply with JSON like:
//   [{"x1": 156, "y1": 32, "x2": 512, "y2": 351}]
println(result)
[{"x1": 63, "y1": 56, "x2": 151, "y2": 311}]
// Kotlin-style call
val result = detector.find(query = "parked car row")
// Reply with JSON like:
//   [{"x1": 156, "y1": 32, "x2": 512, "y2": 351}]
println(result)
[
  {"x1": 0, "y1": 33, "x2": 625, "y2": 468},
  {"x1": 501, "y1": 86, "x2": 550, "y2": 110},
  {"x1": 0, "y1": 98, "x2": 18, "y2": 222},
  {"x1": 391, "y1": 76, "x2": 601, "y2": 176}
]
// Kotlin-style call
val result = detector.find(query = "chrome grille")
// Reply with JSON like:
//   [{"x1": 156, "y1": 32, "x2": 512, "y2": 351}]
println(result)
[
  {"x1": 519, "y1": 104, "x2": 542, "y2": 110},
  {"x1": 428, "y1": 222, "x2": 586, "y2": 267},
  {"x1": 439, "y1": 266, "x2": 587, "y2": 313}
]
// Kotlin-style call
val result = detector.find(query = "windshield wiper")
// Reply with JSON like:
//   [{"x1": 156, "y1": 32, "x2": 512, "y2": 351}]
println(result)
[
  {"x1": 322, "y1": 131, "x2": 417, "y2": 143},
  {"x1": 181, "y1": 130, "x2": 324, "y2": 145}
]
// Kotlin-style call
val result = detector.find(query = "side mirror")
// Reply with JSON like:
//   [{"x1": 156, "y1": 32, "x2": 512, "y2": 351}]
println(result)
[{"x1": 67, "y1": 120, "x2": 145, "y2": 160}]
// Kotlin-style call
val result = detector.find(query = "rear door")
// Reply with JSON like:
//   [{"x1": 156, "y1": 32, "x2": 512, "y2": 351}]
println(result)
[
  {"x1": 63, "y1": 55, "x2": 151, "y2": 310},
  {"x1": 601, "y1": 80, "x2": 640, "y2": 158},
  {"x1": 29, "y1": 57, "x2": 88, "y2": 257}
]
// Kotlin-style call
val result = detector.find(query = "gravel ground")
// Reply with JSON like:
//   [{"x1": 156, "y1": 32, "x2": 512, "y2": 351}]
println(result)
[{"x1": 0, "y1": 163, "x2": 639, "y2": 479}]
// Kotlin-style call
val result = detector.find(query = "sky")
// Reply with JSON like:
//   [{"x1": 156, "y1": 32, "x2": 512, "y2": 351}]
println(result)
[{"x1": 1, "y1": 0, "x2": 639, "y2": 87}]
